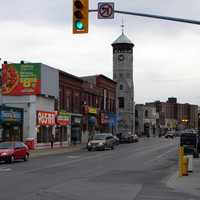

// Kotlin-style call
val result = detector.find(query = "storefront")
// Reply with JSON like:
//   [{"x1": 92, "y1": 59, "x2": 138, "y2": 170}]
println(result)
[
  {"x1": 71, "y1": 115, "x2": 82, "y2": 144},
  {"x1": 36, "y1": 111, "x2": 56, "y2": 144},
  {"x1": 87, "y1": 106, "x2": 98, "y2": 139},
  {"x1": 55, "y1": 110, "x2": 71, "y2": 145},
  {"x1": 0, "y1": 106, "x2": 23, "y2": 142},
  {"x1": 100, "y1": 112, "x2": 109, "y2": 132},
  {"x1": 100, "y1": 112, "x2": 117, "y2": 134}
]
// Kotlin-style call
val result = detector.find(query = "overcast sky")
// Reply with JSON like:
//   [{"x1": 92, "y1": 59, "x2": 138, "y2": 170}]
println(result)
[{"x1": 0, "y1": 0, "x2": 200, "y2": 105}]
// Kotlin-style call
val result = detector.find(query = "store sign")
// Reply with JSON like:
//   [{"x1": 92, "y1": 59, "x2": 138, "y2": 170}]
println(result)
[
  {"x1": 2, "y1": 63, "x2": 41, "y2": 95},
  {"x1": 57, "y1": 111, "x2": 70, "y2": 126},
  {"x1": 37, "y1": 111, "x2": 56, "y2": 126},
  {"x1": 101, "y1": 113, "x2": 109, "y2": 124},
  {"x1": 88, "y1": 107, "x2": 97, "y2": 114},
  {"x1": 0, "y1": 110, "x2": 22, "y2": 123}
]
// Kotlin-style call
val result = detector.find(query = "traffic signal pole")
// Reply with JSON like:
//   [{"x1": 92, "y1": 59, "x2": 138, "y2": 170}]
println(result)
[{"x1": 89, "y1": 9, "x2": 200, "y2": 26}]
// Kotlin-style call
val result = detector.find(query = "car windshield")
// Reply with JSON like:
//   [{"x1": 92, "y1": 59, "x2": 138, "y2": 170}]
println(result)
[
  {"x1": 93, "y1": 134, "x2": 106, "y2": 140},
  {"x1": 0, "y1": 142, "x2": 14, "y2": 149}
]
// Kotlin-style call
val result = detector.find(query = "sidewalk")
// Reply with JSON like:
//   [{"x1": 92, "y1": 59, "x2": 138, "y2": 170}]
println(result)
[
  {"x1": 30, "y1": 144, "x2": 86, "y2": 158},
  {"x1": 167, "y1": 158, "x2": 200, "y2": 197}
]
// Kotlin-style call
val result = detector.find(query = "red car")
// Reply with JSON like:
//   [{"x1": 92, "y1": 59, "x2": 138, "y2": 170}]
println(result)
[{"x1": 0, "y1": 141, "x2": 30, "y2": 163}]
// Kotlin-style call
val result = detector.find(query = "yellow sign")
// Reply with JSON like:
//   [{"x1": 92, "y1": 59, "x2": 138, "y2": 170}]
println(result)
[{"x1": 88, "y1": 107, "x2": 97, "y2": 114}]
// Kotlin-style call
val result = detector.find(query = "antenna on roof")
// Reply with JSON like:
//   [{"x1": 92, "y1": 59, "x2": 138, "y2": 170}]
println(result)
[{"x1": 121, "y1": 18, "x2": 125, "y2": 34}]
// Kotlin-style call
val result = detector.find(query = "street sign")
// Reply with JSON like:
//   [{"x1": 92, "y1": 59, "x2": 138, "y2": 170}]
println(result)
[{"x1": 98, "y1": 2, "x2": 114, "y2": 19}]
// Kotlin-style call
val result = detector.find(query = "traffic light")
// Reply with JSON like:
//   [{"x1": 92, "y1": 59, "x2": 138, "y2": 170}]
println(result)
[{"x1": 73, "y1": 0, "x2": 88, "y2": 34}]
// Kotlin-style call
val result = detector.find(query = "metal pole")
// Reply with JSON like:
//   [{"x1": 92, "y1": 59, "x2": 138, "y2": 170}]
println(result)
[{"x1": 89, "y1": 9, "x2": 200, "y2": 26}]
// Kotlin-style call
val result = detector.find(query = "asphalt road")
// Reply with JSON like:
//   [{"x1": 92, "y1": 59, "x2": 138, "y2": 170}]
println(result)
[{"x1": 0, "y1": 137, "x2": 198, "y2": 200}]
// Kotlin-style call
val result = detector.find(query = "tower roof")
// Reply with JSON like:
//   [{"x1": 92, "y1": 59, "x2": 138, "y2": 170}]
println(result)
[{"x1": 112, "y1": 32, "x2": 133, "y2": 45}]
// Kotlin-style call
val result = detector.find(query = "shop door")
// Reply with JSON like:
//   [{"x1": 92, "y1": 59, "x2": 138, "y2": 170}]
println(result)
[{"x1": 71, "y1": 127, "x2": 81, "y2": 144}]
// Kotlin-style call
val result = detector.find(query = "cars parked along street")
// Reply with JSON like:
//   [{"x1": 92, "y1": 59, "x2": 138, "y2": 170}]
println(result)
[
  {"x1": 165, "y1": 131, "x2": 175, "y2": 139},
  {"x1": 0, "y1": 141, "x2": 30, "y2": 163},
  {"x1": 117, "y1": 132, "x2": 134, "y2": 143}
]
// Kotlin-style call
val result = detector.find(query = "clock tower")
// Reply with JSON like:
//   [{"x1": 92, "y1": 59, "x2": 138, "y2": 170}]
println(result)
[{"x1": 112, "y1": 30, "x2": 135, "y2": 135}]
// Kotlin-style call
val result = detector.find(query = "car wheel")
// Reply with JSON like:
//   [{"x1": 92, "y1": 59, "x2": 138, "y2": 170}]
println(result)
[
  {"x1": 8, "y1": 155, "x2": 15, "y2": 164},
  {"x1": 88, "y1": 148, "x2": 92, "y2": 151},
  {"x1": 24, "y1": 154, "x2": 29, "y2": 161},
  {"x1": 111, "y1": 145, "x2": 114, "y2": 150}
]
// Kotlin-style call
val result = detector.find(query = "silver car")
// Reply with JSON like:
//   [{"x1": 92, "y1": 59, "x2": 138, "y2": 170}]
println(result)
[{"x1": 87, "y1": 134, "x2": 115, "y2": 151}]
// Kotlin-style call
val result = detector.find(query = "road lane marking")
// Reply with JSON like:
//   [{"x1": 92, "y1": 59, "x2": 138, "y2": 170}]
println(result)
[
  {"x1": 67, "y1": 156, "x2": 81, "y2": 159},
  {"x1": 0, "y1": 167, "x2": 12, "y2": 172}
]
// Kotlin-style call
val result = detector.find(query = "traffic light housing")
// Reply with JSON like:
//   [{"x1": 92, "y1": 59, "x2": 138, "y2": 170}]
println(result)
[{"x1": 73, "y1": 0, "x2": 88, "y2": 34}]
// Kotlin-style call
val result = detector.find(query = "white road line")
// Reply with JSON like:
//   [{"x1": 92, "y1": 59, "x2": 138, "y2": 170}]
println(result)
[
  {"x1": 144, "y1": 146, "x2": 177, "y2": 165},
  {"x1": 0, "y1": 167, "x2": 12, "y2": 172},
  {"x1": 67, "y1": 156, "x2": 81, "y2": 159}
]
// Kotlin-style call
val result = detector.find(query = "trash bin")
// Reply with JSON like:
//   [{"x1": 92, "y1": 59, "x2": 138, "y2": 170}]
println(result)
[{"x1": 25, "y1": 138, "x2": 35, "y2": 150}]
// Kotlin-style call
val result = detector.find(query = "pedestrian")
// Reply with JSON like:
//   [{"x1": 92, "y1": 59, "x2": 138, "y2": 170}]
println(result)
[{"x1": 50, "y1": 134, "x2": 54, "y2": 149}]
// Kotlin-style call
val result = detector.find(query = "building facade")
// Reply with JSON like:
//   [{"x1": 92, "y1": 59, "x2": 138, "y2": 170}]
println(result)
[
  {"x1": 147, "y1": 97, "x2": 198, "y2": 133},
  {"x1": 0, "y1": 61, "x2": 117, "y2": 148},
  {"x1": 81, "y1": 75, "x2": 117, "y2": 137},
  {"x1": 135, "y1": 104, "x2": 158, "y2": 137}
]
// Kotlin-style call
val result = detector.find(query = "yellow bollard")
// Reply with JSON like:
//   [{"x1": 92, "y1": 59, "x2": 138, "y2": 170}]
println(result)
[
  {"x1": 179, "y1": 146, "x2": 184, "y2": 176},
  {"x1": 182, "y1": 156, "x2": 188, "y2": 176}
]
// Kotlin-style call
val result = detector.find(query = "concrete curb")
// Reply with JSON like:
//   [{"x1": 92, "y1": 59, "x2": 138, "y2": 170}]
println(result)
[
  {"x1": 166, "y1": 161, "x2": 200, "y2": 197},
  {"x1": 30, "y1": 145, "x2": 86, "y2": 159}
]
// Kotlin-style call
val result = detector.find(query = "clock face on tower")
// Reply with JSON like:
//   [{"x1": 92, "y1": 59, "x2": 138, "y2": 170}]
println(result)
[{"x1": 118, "y1": 54, "x2": 125, "y2": 61}]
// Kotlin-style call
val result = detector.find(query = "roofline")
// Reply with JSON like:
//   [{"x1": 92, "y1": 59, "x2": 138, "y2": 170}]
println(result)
[
  {"x1": 97, "y1": 74, "x2": 117, "y2": 84},
  {"x1": 59, "y1": 69, "x2": 83, "y2": 83}
]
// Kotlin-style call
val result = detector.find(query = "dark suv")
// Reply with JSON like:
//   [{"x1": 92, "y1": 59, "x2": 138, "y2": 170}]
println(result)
[{"x1": 180, "y1": 132, "x2": 200, "y2": 158}]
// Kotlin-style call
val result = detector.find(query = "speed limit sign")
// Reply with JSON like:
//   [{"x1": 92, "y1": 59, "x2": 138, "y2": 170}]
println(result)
[{"x1": 98, "y1": 2, "x2": 114, "y2": 19}]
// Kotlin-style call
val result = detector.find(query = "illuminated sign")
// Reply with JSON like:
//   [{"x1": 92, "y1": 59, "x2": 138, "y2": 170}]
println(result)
[{"x1": 37, "y1": 111, "x2": 56, "y2": 126}]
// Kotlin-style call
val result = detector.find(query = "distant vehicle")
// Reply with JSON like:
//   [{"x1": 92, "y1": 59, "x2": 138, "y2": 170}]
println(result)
[
  {"x1": 87, "y1": 134, "x2": 115, "y2": 151},
  {"x1": 180, "y1": 132, "x2": 200, "y2": 158},
  {"x1": 117, "y1": 132, "x2": 134, "y2": 143},
  {"x1": 133, "y1": 134, "x2": 139, "y2": 142},
  {"x1": 0, "y1": 141, "x2": 30, "y2": 163},
  {"x1": 113, "y1": 135, "x2": 120, "y2": 145},
  {"x1": 165, "y1": 131, "x2": 175, "y2": 139}
]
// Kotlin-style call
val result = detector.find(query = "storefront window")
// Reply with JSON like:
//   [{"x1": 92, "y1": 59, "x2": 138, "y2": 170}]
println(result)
[
  {"x1": 55, "y1": 126, "x2": 68, "y2": 143},
  {"x1": 37, "y1": 126, "x2": 52, "y2": 143},
  {"x1": 0, "y1": 127, "x2": 3, "y2": 142}
]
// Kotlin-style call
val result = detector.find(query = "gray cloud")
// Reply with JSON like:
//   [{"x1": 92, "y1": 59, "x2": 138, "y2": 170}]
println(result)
[{"x1": 0, "y1": 0, "x2": 200, "y2": 105}]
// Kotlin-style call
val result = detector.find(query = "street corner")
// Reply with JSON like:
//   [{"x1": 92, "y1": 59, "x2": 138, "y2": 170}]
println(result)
[{"x1": 166, "y1": 167, "x2": 200, "y2": 197}]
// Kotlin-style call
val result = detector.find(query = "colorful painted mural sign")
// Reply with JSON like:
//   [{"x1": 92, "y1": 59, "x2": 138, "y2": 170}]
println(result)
[{"x1": 2, "y1": 63, "x2": 41, "y2": 95}]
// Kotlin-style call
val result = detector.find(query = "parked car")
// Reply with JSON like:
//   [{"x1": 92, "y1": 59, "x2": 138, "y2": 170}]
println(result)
[
  {"x1": 113, "y1": 135, "x2": 120, "y2": 145},
  {"x1": 164, "y1": 131, "x2": 175, "y2": 139},
  {"x1": 117, "y1": 132, "x2": 134, "y2": 143},
  {"x1": 87, "y1": 134, "x2": 115, "y2": 151},
  {"x1": 97, "y1": 133, "x2": 119, "y2": 146},
  {"x1": 133, "y1": 134, "x2": 139, "y2": 142},
  {"x1": 0, "y1": 141, "x2": 30, "y2": 163},
  {"x1": 180, "y1": 132, "x2": 200, "y2": 158}
]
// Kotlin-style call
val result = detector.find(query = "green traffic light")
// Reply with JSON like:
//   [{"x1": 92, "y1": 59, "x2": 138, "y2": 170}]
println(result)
[{"x1": 75, "y1": 20, "x2": 84, "y2": 30}]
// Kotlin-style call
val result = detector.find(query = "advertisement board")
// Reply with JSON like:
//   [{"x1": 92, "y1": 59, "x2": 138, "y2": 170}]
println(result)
[
  {"x1": 37, "y1": 111, "x2": 56, "y2": 126},
  {"x1": 2, "y1": 63, "x2": 41, "y2": 95},
  {"x1": 56, "y1": 111, "x2": 70, "y2": 126},
  {"x1": 0, "y1": 107, "x2": 23, "y2": 123}
]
